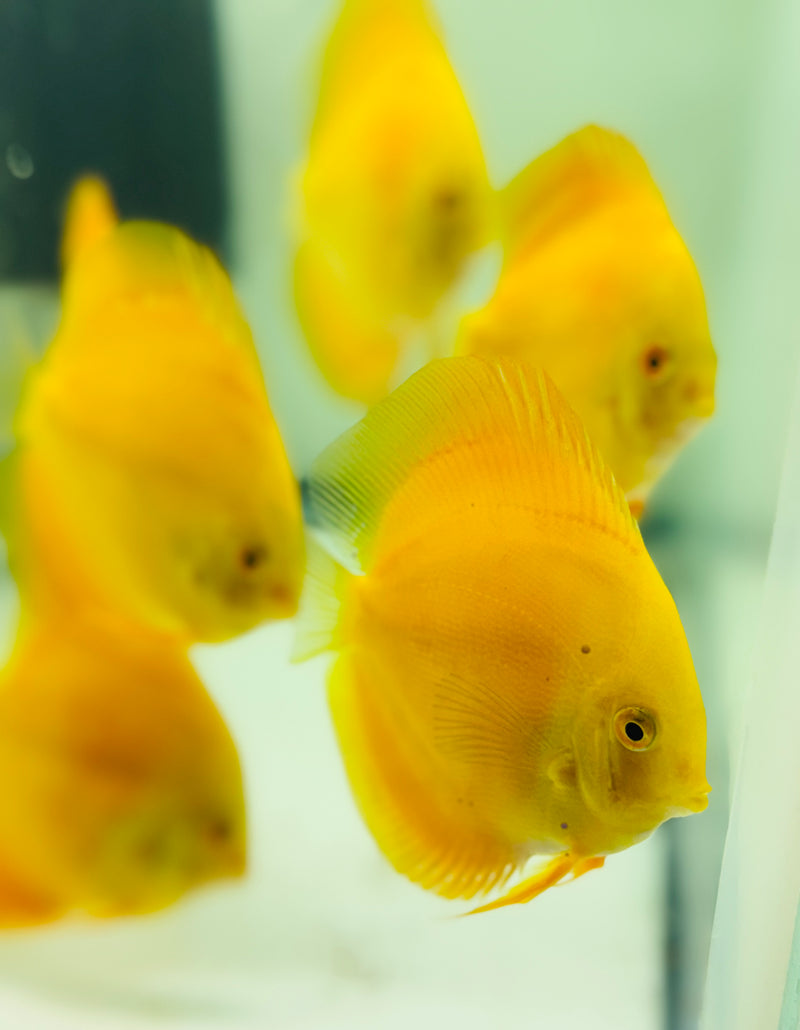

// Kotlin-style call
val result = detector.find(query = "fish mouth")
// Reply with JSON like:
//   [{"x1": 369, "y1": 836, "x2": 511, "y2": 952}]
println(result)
[
  {"x1": 267, "y1": 582, "x2": 300, "y2": 618},
  {"x1": 222, "y1": 845, "x2": 247, "y2": 880},
  {"x1": 692, "y1": 394, "x2": 715, "y2": 420},
  {"x1": 639, "y1": 411, "x2": 710, "y2": 489},
  {"x1": 665, "y1": 785, "x2": 711, "y2": 819},
  {"x1": 198, "y1": 843, "x2": 247, "y2": 884},
  {"x1": 669, "y1": 413, "x2": 710, "y2": 449}
]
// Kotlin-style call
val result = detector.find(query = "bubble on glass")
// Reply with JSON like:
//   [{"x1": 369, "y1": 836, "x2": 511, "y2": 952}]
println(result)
[{"x1": 5, "y1": 143, "x2": 34, "y2": 180}]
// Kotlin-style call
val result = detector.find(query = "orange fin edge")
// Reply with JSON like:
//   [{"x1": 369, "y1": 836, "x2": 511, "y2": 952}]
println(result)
[
  {"x1": 463, "y1": 853, "x2": 604, "y2": 916},
  {"x1": 61, "y1": 175, "x2": 119, "y2": 269}
]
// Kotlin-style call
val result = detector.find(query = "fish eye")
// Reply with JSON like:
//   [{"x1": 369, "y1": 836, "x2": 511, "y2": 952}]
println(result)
[
  {"x1": 240, "y1": 545, "x2": 267, "y2": 571},
  {"x1": 614, "y1": 707, "x2": 657, "y2": 752},
  {"x1": 642, "y1": 345, "x2": 671, "y2": 379}
]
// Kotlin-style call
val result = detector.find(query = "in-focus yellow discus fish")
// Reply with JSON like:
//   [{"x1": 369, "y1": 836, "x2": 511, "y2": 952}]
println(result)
[
  {"x1": 297, "y1": 356, "x2": 709, "y2": 912},
  {"x1": 0, "y1": 611, "x2": 245, "y2": 926},
  {"x1": 295, "y1": 0, "x2": 493, "y2": 403},
  {"x1": 9, "y1": 177, "x2": 304, "y2": 642},
  {"x1": 459, "y1": 126, "x2": 717, "y2": 508}
]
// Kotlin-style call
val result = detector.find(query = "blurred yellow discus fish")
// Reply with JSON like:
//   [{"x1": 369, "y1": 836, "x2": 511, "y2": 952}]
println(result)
[
  {"x1": 10, "y1": 177, "x2": 304, "y2": 642},
  {"x1": 297, "y1": 356, "x2": 709, "y2": 912},
  {"x1": 459, "y1": 126, "x2": 717, "y2": 508},
  {"x1": 0, "y1": 610, "x2": 245, "y2": 926},
  {"x1": 295, "y1": 0, "x2": 493, "y2": 403}
]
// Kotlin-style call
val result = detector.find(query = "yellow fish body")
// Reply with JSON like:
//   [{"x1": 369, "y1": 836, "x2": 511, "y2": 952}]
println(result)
[
  {"x1": 297, "y1": 356, "x2": 709, "y2": 911},
  {"x1": 460, "y1": 126, "x2": 717, "y2": 506},
  {"x1": 295, "y1": 0, "x2": 493, "y2": 403},
  {"x1": 10, "y1": 178, "x2": 304, "y2": 642},
  {"x1": 0, "y1": 611, "x2": 245, "y2": 925}
]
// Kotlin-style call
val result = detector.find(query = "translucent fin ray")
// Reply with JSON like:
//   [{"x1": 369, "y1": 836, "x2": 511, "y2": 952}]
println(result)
[
  {"x1": 291, "y1": 539, "x2": 354, "y2": 661},
  {"x1": 464, "y1": 853, "x2": 594, "y2": 915},
  {"x1": 305, "y1": 355, "x2": 639, "y2": 572},
  {"x1": 328, "y1": 654, "x2": 518, "y2": 901}
]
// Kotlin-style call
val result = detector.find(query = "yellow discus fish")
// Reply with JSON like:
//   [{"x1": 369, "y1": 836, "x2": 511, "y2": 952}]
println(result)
[
  {"x1": 459, "y1": 126, "x2": 717, "y2": 507},
  {"x1": 295, "y1": 0, "x2": 493, "y2": 403},
  {"x1": 297, "y1": 356, "x2": 709, "y2": 912},
  {"x1": 0, "y1": 610, "x2": 245, "y2": 926},
  {"x1": 9, "y1": 177, "x2": 304, "y2": 642}
]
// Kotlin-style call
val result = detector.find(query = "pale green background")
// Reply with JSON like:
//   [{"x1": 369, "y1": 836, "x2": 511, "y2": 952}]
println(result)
[{"x1": 0, "y1": 1, "x2": 798, "y2": 1028}]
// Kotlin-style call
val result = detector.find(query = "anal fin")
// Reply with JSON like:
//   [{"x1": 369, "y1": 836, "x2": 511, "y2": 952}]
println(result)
[
  {"x1": 294, "y1": 239, "x2": 400, "y2": 405},
  {"x1": 328, "y1": 653, "x2": 518, "y2": 901}
]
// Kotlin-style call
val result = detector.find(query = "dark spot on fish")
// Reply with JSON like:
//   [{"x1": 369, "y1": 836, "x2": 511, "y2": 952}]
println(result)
[
  {"x1": 561, "y1": 822, "x2": 568, "y2": 830},
  {"x1": 581, "y1": 645, "x2": 591, "y2": 654},
  {"x1": 241, "y1": 545, "x2": 267, "y2": 571},
  {"x1": 434, "y1": 187, "x2": 462, "y2": 212}
]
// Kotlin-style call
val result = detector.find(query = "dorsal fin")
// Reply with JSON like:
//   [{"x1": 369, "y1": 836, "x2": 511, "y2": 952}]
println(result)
[
  {"x1": 60, "y1": 175, "x2": 119, "y2": 269},
  {"x1": 311, "y1": 0, "x2": 440, "y2": 138},
  {"x1": 19, "y1": 219, "x2": 268, "y2": 501},
  {"x1": 502, "y1": 125, "x2": 665, "y2": 256},
  {"x1": 305, "y1": 355, "x2": 640, "y2": 572},
  {"x1": 57, "y1": 219, "x2": 257, "y2": 364}
]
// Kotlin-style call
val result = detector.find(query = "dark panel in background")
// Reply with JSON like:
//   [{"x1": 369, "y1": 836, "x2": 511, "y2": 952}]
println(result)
[{"x1": 0, "y1": 0, "x2": 227, "y2": 280}]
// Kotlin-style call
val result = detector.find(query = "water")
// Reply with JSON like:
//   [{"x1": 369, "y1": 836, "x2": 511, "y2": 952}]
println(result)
[{"x1": 0, "y1": 1, "x2": 798, "y2": 1027}]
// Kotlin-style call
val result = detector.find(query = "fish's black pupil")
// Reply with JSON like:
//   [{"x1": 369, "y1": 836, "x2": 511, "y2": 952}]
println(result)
[
  {"x1": 645, "y1": 347, "x2": 670, "y2": 373},
  {"x1": 625, "y1": 721, "x2": 645, "y2": 742},
  {"x1": 241, "y1": 546, "x2": 266, "y2": 570}
]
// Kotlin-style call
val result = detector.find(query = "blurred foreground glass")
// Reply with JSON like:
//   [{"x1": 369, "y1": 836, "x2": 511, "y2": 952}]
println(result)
[{"x1": 702, "y1": 359, "x2": 800, "y2": 1030}]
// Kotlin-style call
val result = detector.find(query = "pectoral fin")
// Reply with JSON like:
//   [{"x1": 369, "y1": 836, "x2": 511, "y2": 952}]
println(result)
[{"x1": 465, "y1": 853, "x2": 605, "y2": 915}]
